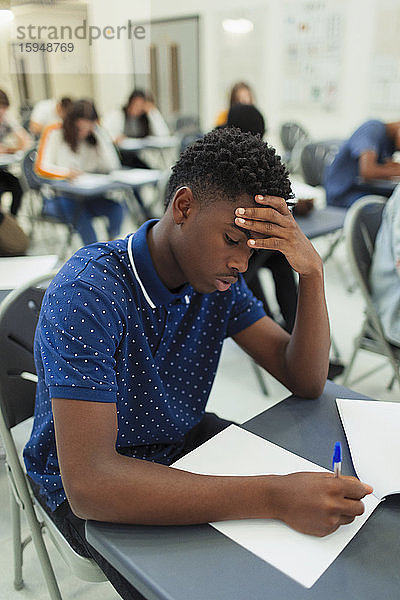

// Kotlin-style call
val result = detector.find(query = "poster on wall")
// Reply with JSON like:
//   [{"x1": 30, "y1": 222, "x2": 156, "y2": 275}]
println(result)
[
  {"x1": 282, "y1": 0, "x2": 344, "y2": 110},
  {"x1": 369, "y1": 0, "x2": 400, "y2": 113}
]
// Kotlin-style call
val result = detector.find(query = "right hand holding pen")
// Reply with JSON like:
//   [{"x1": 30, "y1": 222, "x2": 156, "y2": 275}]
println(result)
[{"x1": 267, "y1": 472, "x2": 373, "y2": 537}]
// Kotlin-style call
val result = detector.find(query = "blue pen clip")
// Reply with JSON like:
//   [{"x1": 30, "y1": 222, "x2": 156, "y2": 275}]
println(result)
[{"x1": 332, "y1": 441, "x2": 342, "y2": 476}]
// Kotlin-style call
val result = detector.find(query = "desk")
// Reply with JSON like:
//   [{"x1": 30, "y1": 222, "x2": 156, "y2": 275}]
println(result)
[
  {"x1": 354, "y1": 177, "x2": 399, "y2": 197},
  {"x1": 0, "y1": 255, "x2": 59, "y2": 290},
  {"x1": 118, "y1": 136, "x2": 179, "y2": 152},
  {"x1": 86, "y1": 380, "x2": 400, "y2": 600},
  {"x1": 118, "y1": 136, "x2": 179, "y2": 169},
  {"x1": 48, "y1": 170, "x2": 161, "y2": 222},
  {"x1": 295, "y1": 205, "x2": 346, "y2": 240},
  {"x1": 0, "y1": 152, "x2": 23, "y2": 169}
]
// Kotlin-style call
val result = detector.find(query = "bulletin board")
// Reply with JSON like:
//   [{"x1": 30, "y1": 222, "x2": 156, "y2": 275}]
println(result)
[
  {"x1": 369, "y1": 0, "x2": 400, "y2": 113},
  {"x1": 282, "y1": 0, "x2": 344, "y2": 110}
]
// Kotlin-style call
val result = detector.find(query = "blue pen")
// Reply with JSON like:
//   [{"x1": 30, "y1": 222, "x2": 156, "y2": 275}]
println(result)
[{"x1": 332, "y1": 442, "x2": 342, "y2": 477}]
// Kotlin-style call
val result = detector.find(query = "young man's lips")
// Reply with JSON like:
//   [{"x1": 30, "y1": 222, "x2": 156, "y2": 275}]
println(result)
[{"x1": 215, "y1": 277, "x2": 237, "y2": 292}]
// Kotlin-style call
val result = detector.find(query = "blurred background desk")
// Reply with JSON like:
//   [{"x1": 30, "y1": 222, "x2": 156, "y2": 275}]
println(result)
[
  {"x1": 354, "y1": 176, "x2": 399, "y2": 197},
  {"x1": 118, "y1": 136, "x2": 179, "y2": 169},
  {"x1": 0, "y1": 152, "x2": 23, "y2": 169},
  {"x1": 50, "y1": 170, "x2": 162, "y2": 223},
  {"x1": 86, "y1": 380, "x2": 400, "y2": 600},
  {"x1": 295, "y1": 205, "x2": 346, "y2": 241}
]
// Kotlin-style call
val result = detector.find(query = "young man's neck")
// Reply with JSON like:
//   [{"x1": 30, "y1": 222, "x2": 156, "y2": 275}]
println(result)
[{"x1": 146, "y1": 219, "x2": 187, "y2": 290}]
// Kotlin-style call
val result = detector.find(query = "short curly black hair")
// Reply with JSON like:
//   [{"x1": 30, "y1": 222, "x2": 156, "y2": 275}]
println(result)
[{"x1": 165, "y1": 127, "x2": 293, "y2": 209}]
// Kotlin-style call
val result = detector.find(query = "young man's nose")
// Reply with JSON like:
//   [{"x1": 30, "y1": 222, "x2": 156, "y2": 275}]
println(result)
[{"x1": 228, "y1": 249, "x2": 251, "y2": 274}]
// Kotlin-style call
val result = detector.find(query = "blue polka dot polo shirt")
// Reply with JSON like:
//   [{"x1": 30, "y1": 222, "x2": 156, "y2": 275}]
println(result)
[{"x1": 24, "y1": 219, "x2": 265, "y2": 511}]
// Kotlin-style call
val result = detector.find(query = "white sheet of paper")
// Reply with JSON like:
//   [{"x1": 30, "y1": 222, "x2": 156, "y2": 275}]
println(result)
[
  {"x1": 144, "y1": 135, "x2": 179, "y2": 148},
  {"x1": 110, "y1": 169, "x2": 161, "y2": 185},
  {"x1": 0, "y1": 255, "x2": 59, "y2": 289},
  {"x1": 172, "y1": 425, "x2": 379, "y2": 588},
  {"x1": 71, "y1": 174, "x2": 112, "y2": 188},
  {"x1": 118, "y1": 138, "x2": 145, "y2": 151},
  {"x1": 0, "y1": 151, "x2": 23, "y2": 166},
  {"x1": 336, "y1": 398, "x2": 400, "y2": 500}
]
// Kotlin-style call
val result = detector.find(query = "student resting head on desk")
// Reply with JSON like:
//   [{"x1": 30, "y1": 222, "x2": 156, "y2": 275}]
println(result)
[
  {"x1": 24, "y1": 127, "x2": 373, "y2": 600},
  {"x1": 324, "y1": 119, "x2": 400, "y2": 208}
]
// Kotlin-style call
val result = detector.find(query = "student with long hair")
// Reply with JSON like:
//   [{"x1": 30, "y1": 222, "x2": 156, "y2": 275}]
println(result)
[
  {"x1": 215, "y1": 81, "x2": 254, "y2": 127},
  {"x1": 103, "y1": 89, "x2": 169, "y2": 168},
  {"x1": 35, "y1": 99, "x2": 124, "y2": 246}
]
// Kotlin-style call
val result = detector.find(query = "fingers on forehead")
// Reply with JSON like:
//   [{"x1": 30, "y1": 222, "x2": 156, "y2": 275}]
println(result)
[{"x1": 237, "y1": 206, "x2": 286, "y2": 221}]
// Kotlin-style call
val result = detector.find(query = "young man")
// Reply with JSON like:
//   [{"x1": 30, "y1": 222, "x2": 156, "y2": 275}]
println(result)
[
  {"x1": 324, "y1": 119, "x2": 400, "y2": 208},
  {"x1": 24, "y1": 127, "x2": 372, "y2": 600}
]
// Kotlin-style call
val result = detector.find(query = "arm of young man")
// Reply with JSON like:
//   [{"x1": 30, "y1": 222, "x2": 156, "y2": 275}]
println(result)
[
  {"x1": 49, "y1": 260, "x2": 369, "y2": 535},
  {"x1": 232, "y1": 195, "x2": 330, "y2": 398},
  {"x1": 52, "y1": 396, "x2": 372, "y2": 536},
  {"x1": 359, "y1": 150, "x2": 400, "y2": 180}
]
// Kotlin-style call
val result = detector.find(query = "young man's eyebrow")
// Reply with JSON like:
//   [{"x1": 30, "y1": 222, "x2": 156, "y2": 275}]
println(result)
[{"x1": 227, "y1": 222, "x2": 253, "y2": 240}]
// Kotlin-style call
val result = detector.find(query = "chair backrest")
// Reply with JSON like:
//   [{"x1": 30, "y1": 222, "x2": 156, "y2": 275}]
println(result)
[
  {"x1": 173, "y1": 115, "x2": 200, "y2": 135},
  {"x1": 180, "y1": 132, "x2": 204, "y2": 154},
  {"x1": 344, "y1": 195, "x2": 386, "y2": 299},
  {"x1": 300, "y1": 139, "x2": 343, "y2": 187},
  {"x1": 279, "y1": 121, "x2": 309, "y2": 152},
  {"x1": 156, "y1": 168, "x2": 172, "y2": 209},
  {"x1": 0, "y1": 275, "x2": 53, "y2": 430},
  {"x1": 22, "y1": 146, "x2": 43, "y2": 191},
  {"x1": 0, "y1": 271, "x2": 107, "y2": 592}
]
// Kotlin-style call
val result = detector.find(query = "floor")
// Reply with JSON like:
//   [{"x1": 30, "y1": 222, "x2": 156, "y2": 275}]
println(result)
[{"x1": 0, "y1": 187, "x2": 398, "y2": 600}]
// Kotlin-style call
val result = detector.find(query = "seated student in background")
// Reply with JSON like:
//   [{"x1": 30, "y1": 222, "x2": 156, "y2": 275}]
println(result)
[
  {"x1": 370, "y1": 184, "x2": 400, "y2": 347},
  {"x1": 29, "y1": 96, "x2": 73, "y2": 138},
  {"x1": 103, "y1": 89, "x2": 169, "y2": 168},
  {"x1": 35, "y1": 99, "x2": 124, "y2": 246},
  {"x1": 226, "y1": 103, "x2": 296, "y2": 331},
  {"x1": 0, "y1": 89, "x2": 32, "y2": 216},
  {"x1": 24, "y1": 127, "x2": 372, "y2": 600},
  {"x1": 215, "y1": 81, "x2": 254, "y2": 127},
  {"x1": 324, "y1": 119, "x2": 400, "y2": 208}
]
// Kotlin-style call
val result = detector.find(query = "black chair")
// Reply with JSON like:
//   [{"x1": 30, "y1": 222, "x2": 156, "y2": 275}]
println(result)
[
  {"x1": 300, "y1": 139, "x2": 342, "y2": 187},
  {"x1": 20, "y1": 147, "x2": 77, "y2": 256},
  {"x1": 179, "y1": 132, "x2": 204, "y2": 154},
  {"x1": 342, "y1": 196, "x2": 400, "y2": 389},
  {"x1": 279, "y1": 122, "x2": 310, "y2": 173},
  {"x1": 299, "y1": 139, "x2": 347, "y2": 266},
  {"x1": 298, "y1": 139, "x2": 348, "y2": 366},
  {"x1": 173, "y1": 115, "x2": 201, "y2": 135},
  {"x1": 0, "y1": 273, "x2": 107, "y2": 598}
]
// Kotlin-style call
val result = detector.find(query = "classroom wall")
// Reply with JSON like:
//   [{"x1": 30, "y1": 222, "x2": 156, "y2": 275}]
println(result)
[
  {"x1": 2, "y1": 2, "x2": 94, "y2": 109},
  {"x1": 2, "y1": 0, "x2": 400, "y2": 152},
  {"x1": 147, "y1": 0, "x2": 400, "y2": 149}
]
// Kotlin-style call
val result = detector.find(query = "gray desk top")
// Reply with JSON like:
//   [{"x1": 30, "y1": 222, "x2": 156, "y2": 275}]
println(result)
[
  {"x1": 49, "y1": 171, "x2": 161, "y2": 198},
  {"x1": 49, "y1": 179, "x2": 129, "y2": 198},
  {"x1": 354, "y1": 177, "x2": 398, "y2": 196},
  {"x1": 86, "y1": 380, "x2": 400, "y2": 600},
  {"x1": 118, "y1": 136, "x2": 179, "y2": 152},
  {"x1": 295, "y1": 206, "x2": 347, "y2": 240},
  {"x1": 0, "y1": 152, "x2": 23, "y2": 169}
]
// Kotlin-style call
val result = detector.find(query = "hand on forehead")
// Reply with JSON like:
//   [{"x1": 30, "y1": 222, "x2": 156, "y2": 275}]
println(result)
[{"x1": 232, "y1": 194, "x2": 294, "y2": 246}]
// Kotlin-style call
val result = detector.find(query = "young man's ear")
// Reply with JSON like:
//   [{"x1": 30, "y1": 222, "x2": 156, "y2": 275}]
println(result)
[{"x1": 172, "y1": 187, "x2": 195, "y2": 225}]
